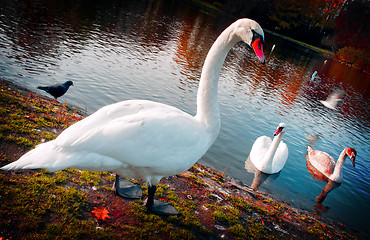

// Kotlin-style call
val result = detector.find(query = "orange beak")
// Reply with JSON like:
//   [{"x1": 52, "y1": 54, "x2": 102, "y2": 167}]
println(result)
[
  {"x1": 252, "y1": 38, "x2": 266, "y2": 64},
  {"x1": 273, "y1": 127, "x2": 284, "y2": 136},
  {"x1": 350, "y1": 155, "x2": 356, "y2": 167}
]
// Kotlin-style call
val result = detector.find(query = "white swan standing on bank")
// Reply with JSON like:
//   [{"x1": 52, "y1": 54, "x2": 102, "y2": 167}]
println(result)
[
  {"x1": 1, "y1": 18, "x2": 266, "y2": 215},
  {"x1": 249, "y1": 123, "x2": 288, "y2": 174}
]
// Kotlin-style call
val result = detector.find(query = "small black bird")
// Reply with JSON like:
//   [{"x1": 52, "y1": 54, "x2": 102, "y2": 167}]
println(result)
[{"x1": 37, "y1": 81, "x2": 73, "y2": 101}]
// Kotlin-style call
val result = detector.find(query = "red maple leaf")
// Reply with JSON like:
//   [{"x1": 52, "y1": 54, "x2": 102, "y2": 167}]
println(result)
[
  {"x1": 72, "y1": 115, "x2": 81, "y2": 121},
  {"x1": 24, "y1": 114, "x2": 35, "y2": 119},
  {"x1": 91, "y1": 207, "x2": 110, "y2": 221}
]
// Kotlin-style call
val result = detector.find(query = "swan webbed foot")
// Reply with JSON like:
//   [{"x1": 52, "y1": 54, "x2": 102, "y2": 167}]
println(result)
[
  {"x1": 114, "y1": 175, "x2": 142, "y2": 199},
  {"x1": 145, "y1": 185, "x2": 180, "y2": 216},
  {"x1": 146, "y1": 199, "x2": 180, "y2": 215}
]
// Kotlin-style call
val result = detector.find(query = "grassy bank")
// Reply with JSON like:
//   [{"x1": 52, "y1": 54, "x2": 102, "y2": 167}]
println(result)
[{"x1": 0, "y1": 79, "x2": 365, "y2": 239}]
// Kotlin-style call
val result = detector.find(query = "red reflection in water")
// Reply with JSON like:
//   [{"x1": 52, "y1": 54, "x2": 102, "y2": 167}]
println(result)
[
  {"x1": 172, "y1": 13, "x2": 215, "y2": 85},
  {"x1": 309, "y1": 59, "x2": 370, "y2": 122}
]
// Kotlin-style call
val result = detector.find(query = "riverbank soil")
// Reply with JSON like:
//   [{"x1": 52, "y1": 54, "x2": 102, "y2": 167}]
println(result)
[{"x1": 0, "y1": 79, "x2": 365, "y2": 239}]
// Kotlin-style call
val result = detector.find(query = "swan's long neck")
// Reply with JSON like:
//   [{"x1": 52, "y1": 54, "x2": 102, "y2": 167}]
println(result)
[
  {"x1": 195, "y1": 26, "x2": 239, "y2": 141},
  {"x1": 330, "y1": 149, "x2": 347, "y2": 181},
  {"x1": 262, "y1": 132, "x2": 284, "y2": 170}
]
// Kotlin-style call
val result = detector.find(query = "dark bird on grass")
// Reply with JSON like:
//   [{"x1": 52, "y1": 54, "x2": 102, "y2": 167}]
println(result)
[{"x1": 37, "y1": 81, "x2": 73, "y2": 101}]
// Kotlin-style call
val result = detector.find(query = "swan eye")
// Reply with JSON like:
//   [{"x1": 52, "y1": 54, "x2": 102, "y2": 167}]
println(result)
[{"x1": 251, "y1": 29, "x2": 264, "y2": 45}]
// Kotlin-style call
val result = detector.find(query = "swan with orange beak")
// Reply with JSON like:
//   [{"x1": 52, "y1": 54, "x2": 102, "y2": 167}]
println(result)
[{"x1": 249, "y1": 123, "x2": 289, "y2": 174}]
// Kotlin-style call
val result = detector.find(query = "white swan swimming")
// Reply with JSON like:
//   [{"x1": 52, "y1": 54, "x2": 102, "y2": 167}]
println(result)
[
  {"x1": 1, "y1": 18, "x2": 266, "y2": 214},
  {"x1": 249, "y1": 123, "x2": 288, "y2": 174}
]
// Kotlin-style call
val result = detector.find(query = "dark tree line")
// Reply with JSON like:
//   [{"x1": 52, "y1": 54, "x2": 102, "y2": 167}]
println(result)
[{"x1": 200, "y1": 0, "x2": 369, "y2": 71}]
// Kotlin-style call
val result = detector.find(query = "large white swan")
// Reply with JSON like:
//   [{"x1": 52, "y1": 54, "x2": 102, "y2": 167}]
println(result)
[
  {"x1": 249, "y1": 123, "x2": 288, "y2": 174},
  {"x1": 1, "y1": 18, "x2": 266, "y2": 214},
  {"x1": 306, "y1": 146, "x2": 356, "y2": 183}
]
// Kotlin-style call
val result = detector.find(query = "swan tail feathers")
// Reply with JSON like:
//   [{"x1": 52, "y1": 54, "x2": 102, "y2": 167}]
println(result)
[
  {"x1": 1, "y1": 141, "x2": 65, "y2": 171},
  {"x1": 1, "y1": 141, "x2": 125, "y2": 172},
  {"x1": 37, "y1": 86, "x2": 50, "y2": 93}
]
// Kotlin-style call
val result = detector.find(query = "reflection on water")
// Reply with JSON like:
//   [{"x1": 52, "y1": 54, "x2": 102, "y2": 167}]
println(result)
[
  {"x1": 306, "y1": 156, "x2": 343, "y2": 204},
  {"x1": 0, "y1": 0, "x2": 369, "y2": 236},
  {"x1": 312, "y1": 180, "x2": 341, "y2": 216},
  {"x1": 244, "y1": 156, "x2": 280, "y2": 191},
  {"x1": 317, "y1": 181, "x2": 341, "y2": 204}
]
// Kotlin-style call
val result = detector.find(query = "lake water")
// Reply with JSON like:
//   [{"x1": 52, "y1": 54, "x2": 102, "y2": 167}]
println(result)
[{"x1": 1, "y1": 0, "x2": 369, "y2": 236}]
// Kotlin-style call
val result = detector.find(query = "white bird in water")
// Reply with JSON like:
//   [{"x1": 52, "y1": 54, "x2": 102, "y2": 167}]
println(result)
[
  {"x1": 249, "y1": 123, "x2": 289, "y2": 174},
  {"x1": 320, "y1": 90, "x2": 344, "y2": 109},
  {"x1": 1, "y1": 18, "x2": 266, "y2": 215}
]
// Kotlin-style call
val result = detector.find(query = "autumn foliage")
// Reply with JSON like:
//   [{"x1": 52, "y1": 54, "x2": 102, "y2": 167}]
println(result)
[
  {"x1": 333, "y1": 0, "x2": 370, "y2": 71},
  {"x1": 216, "y1": 0, "x2": 369, "y2": 71},
  {"x1": 90, "y1": 207, "x2": 111, "y2": 221}
]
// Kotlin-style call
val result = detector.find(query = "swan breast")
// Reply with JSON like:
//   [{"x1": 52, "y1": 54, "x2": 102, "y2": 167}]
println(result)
[
  {"x1": 272, "y1": 141, "x2": 288, "y2": 170},
  {"x1": 250, "y1": 136, "x2": 272, "y2": 170}
]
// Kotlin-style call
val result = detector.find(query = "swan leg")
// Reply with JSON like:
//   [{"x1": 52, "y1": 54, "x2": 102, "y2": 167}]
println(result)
[
  {"x1": 145, "y1": 185, "x2": 179, "y2": 215},
  {"x1": 114, "y1": 175, "x2": 142, "y2": 199}
]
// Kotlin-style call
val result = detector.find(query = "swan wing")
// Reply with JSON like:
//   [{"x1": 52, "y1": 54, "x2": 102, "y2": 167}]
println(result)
[
  {"x1": 2, "y1": 100, "x2": 210, "y2": 177},
  {"x1": 270, "y1": 141, "x2": 288, "y2": 173},
  {"x1": 307, "y1": 149, "x2": 335, "y2": 176},
  {"x1": 320, "y1": 100, "x2": 335, "y2": 109},
  {"x1": 320, "y1": 91, "x2": 343, "y2": 109},
  {"x1": 250, "y1": 136, "x2": 271, "y2": 171}
]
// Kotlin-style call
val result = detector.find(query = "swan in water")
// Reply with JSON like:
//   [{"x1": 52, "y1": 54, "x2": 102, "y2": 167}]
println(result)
[
  {"x1": 306, "y1": 146, "x2": 356, "y2": 183},
  {"x1": 319, "y1": 89, "x2": 344, "y2": 109},
  {"x1": 1, "y1": 19, "x2": 266, "y2": 215},
  {"x1": 249, "y1": 123, "x2": 288, "y2": 174}
]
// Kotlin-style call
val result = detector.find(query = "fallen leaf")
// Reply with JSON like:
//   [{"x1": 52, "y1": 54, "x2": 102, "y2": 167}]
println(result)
[
  {"x1": 24, "y1": 114, "x2": 35, "y2": 119},
  {"x1": 91, "y1": 207, "x2": 110, "y2": 221},
  {"x1": 72, "y1": 115, "x2": 81, "y2": 120}
]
